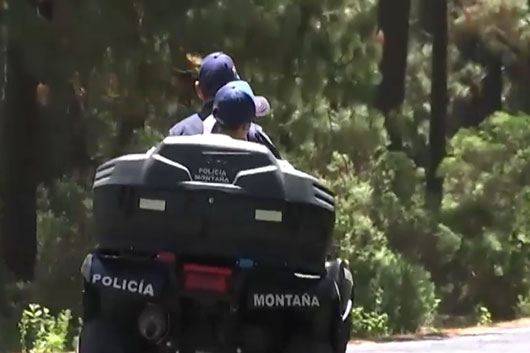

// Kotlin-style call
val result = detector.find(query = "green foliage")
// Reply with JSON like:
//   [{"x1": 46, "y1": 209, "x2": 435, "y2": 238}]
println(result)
[
  {"x1": 515, "y1": 293, "x2": 530, "y2": 319},
  {"x1": 0, "y1": 174, "x2": 91, "y2": 351},
  {"x1": 374, "y1": 252, "x2": 440, "y2": 332},
  {"x1": 321, "y1": 151, "x2": 440, "y2": 333},
  {"x1": 350, "y1": 288, "x2": 390, "y2": 337},
  {"x1": 31, "y1": 175, "x2": 95, "y2": 316},
  {"x1": 439, "y1": 112, "x2": 530, "y2": 317},
  {"x1": 18, "y1": 304, "x2": 72, "y2": 353},
  {"x1": 475, "y1": 305, "x2": 492, "y2": 326}
]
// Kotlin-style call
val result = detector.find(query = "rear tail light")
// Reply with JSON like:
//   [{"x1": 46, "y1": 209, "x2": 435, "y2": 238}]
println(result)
[
  {"x1": 182, "y1": 263, "x2": 232, "y2": 294},
  {"x1": 157, "y1": 252, "x2": 176, "y2": 264}
]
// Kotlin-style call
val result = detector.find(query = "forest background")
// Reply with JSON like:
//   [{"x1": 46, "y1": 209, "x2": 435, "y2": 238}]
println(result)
[{"x1": 1, "y1": 0, "x2": 530, "y2": 350}]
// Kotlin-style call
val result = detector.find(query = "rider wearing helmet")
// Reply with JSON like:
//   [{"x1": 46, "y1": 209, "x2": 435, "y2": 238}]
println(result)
[
  {"x1": 206, "y1": 80, "x2": 260, "y2": 140},
  {"x1": 168, "y1": 52, "x2": 281, "y2": 158}
]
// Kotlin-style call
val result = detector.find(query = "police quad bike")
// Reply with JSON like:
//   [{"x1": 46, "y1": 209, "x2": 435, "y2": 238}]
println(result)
[{"x1": 78, "y1": 134, "x2": 354, "y2": 353}]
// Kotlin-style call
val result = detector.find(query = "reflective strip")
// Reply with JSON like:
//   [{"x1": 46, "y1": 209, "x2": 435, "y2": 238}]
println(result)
[
  {"x1": 255, "y1": 209, "x2": 282, "y2": 222},
  {"x1": 139, "y1": 198, "x2": 166, "y2": 211}
]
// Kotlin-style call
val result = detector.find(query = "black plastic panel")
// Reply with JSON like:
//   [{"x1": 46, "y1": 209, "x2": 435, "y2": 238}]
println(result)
[{"x1": 92, "y1": 136, "x2": 335, "y2": 273}]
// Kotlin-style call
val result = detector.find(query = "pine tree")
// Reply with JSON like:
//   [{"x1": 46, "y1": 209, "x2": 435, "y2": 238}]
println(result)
[
  {"x1": 0, "y1": 0, "x2": 39, "y2": 280},
  {"x1": 427, "y1": 0, "x2": 448, "y2": 211}
]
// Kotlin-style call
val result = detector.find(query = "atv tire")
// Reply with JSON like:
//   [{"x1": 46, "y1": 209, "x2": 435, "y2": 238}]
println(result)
[
  {"x1": 284, "y1": 336, "x2": 334, "y2": 353},
  {"x1": 78, "y1": 317, "x2": 128, "y2": 353},
  {"x1": 334, "y1": 313, "x2": 352, "y2": 353}
]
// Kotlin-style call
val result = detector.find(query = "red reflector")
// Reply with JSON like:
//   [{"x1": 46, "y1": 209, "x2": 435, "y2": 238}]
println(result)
[
  {"x1": 157, "y1": 252, "x2": 176, "y2": 264},
  {"x1": 183, "y1": 264, "x2": 232, "y2": 294}
]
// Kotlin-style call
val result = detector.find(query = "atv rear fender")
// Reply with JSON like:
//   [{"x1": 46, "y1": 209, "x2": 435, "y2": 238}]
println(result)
[{"x1": 325, "y1": 259, "x2": 354, "y2": 320}]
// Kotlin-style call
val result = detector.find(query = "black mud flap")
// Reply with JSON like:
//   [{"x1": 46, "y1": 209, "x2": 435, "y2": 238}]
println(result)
[{"x1": 81, "y1": 253, "x2": 169, "y2": 299}]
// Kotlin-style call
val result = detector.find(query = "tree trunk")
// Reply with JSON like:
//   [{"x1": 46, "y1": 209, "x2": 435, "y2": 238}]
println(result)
[
  {"x1": 0, "y1": 0, "x2": 9, "y2": 297},
  {"x1": 419, "y1": 0, "x2": 435, "y2": 35},
  {"x1": 0, "y1": 40, "x2": 38, "y2": 280},
  {"x1": 375, "y1": 0, "x2": 411, "y2": 114},
  {"x1": 427, "y1": 0, "x2": 448, "y2": 211},
  {"x1": 479, "y1": 57, "x2": 503, "y2": 121}
]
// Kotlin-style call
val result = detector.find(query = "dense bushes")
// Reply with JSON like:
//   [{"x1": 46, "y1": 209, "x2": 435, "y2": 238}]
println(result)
[
  {"x1": 437, "y1": 112, "x2": 530, "y2": 318},
  {"x1": 0, "y1": 175, "x2": 92, "y2": 351},
  {"x1": 18, "y1": 304, "x2": 73, "y2": 353},
  {"x1": 316, "y1": 150, "x2": 439, "y2": 334},
  {"x1": 31, "y1": 175, "x2": 95, "y2": 317},
  {"x1": 303, "y1": 111, "x2": 530, "y2": 334}
]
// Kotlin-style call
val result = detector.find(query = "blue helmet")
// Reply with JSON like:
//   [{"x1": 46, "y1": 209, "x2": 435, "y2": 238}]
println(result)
[
  {"x1": 212, "y1": 81, "x2": 261, "y2": 129},
  {"x1": 198, "y1": 52, "x2": 240, "y2": 98}
]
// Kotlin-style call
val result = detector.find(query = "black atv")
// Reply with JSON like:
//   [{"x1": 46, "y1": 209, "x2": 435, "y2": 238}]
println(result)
[{"x1": 78, "y1": 135, "x2": 354, "y2": 353}]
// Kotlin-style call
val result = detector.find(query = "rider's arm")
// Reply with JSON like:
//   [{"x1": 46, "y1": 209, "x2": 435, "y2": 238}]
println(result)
[{"x1": 249, "y1": 124, "x2": 282, "y2": 159}]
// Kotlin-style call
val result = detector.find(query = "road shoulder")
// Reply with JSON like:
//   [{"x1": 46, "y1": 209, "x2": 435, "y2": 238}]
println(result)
[{"x1": 349, "y1": 318, "x2": 530, "y2": 346}]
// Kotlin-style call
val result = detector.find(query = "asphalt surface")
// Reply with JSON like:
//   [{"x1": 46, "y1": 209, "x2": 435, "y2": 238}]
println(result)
[{"x1": 347, "y1": 326, "x2": 530, "y2": 353}]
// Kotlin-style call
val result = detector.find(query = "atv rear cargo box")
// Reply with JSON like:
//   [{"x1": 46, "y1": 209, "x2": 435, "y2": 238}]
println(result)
[{"x1": 92, "y1": 135, "x2": 335, "y2": 273}]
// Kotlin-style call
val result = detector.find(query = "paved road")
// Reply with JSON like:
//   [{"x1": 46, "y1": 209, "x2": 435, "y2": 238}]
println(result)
[{"x1": 347, "y1": 326, "x2": 530, "y2": 353}]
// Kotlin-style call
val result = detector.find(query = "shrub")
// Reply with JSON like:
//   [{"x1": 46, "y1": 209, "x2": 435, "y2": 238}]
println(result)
[
  {"x1": 370, "y1": 250, "x2": 439, "y2": 333},
  {"x1": 350, "y1": 288, "x2": 390, "y2": 337},
  {"x1": 515, "y1": 293, "x2": 530, "y2": 319},
  {"x1": 18, "y1": 303, "x2": 72, "y2": 353},
  {"x1": 322, "y1": 152, "x2": 439, "y2": 334},
  {"x1": 31, "y1": 175, "x2": 95, "y2": 317},
  {"x1": 475, "y1": 305, "x2": 492, "y2": 326},
  {"x1": 439, "y1": 112, "x2": 530, "y2": 318}
]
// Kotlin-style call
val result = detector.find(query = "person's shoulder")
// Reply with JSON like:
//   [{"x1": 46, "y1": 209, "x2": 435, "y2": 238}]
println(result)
[{"x1": 168, "y1": 113, "x2": 203, "y2": 136}]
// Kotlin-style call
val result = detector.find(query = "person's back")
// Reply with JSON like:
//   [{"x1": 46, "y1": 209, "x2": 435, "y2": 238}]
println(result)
[
  {"x1": 168, "y1": 52, "x2": 281, "y2": 158},
  {"x1": 206, "y1": 80, "x2": 270, "y2": 144}
]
